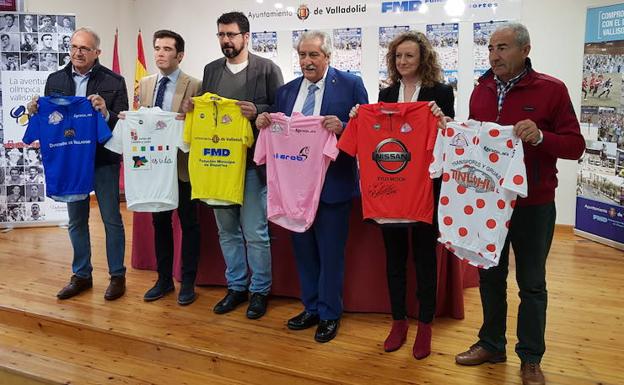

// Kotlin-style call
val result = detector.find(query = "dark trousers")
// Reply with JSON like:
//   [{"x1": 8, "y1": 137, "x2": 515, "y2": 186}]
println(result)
[
  {"x1": 477, "y1": 202, "x2": 556, "y2": 364},
  {"x1": 152, "y1": 180, "x2": 200, "y2": 286},
  {"x1": 291, "y1": 200, "x2": 352, "y2": 321},
  {"x1": 382, "y1": 222, "x2": 438, "y2": 323}
]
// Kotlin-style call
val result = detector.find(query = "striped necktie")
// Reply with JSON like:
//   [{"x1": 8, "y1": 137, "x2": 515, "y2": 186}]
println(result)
[
  {"x1": 301, "y1": 83, "x2": 319, "y2": 116},
  {"x1": 154, "y1": 76, "x2": 169, "y2": 108}
]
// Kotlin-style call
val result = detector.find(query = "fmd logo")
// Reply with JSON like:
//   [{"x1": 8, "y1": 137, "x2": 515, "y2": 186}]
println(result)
[
  {"x1": 381, "y1": 0, "x2": 442, "y2": 13},
  {"x1": 203, "y1": 148, "x2": 231, "y2": 157},
  {"x1": 381, "y1": 1, "x2": 422, "y2": 13}
]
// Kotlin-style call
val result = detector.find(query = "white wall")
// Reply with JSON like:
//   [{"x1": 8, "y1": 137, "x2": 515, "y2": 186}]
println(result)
[{"x1": 23, "y1": 0, "x2": 621, "y2": 225}]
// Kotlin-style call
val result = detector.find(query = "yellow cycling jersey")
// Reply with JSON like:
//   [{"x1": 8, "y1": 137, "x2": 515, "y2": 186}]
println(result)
[{"x1": 183, "y1": 92, "x2": 254, "y2": 205}]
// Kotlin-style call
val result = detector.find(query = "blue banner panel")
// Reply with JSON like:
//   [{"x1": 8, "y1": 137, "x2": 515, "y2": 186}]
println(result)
[
  {"x1": 575, "y1": 196, "x2": 624, "y2": 244},
  {"x1": 586, "y1": 3, "x2": 624, "y2": 43}
]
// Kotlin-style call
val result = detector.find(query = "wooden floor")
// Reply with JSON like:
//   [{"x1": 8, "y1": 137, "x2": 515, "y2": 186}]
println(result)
[{"x1": 0, "y1": 203, "x2": 622, "y2": 385}]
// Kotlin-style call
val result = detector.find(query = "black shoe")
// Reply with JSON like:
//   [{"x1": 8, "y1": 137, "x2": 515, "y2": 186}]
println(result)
[
  {"x1": 104, "y1": 276, "x2": 126, "y2": 301},
  {"x1": 143, "y1": 279, "x2": 174, "y2": 302},
  {"x1": 287, "y1": 310, "x2": 320, "y2": 330},
  {"x1": 57, "y1": 275, "x2": 93, "y2": 300},
  {"x1": 213, "y1": 289, "x2": 248, "y2": 314},
  {"x1": 246, "y1": 292, "x2": 268, "y2": 319},
  {"x1": 177, "y1": 284, "x2": 197, "y2": 306},
  {"x1": 314, "y1": 319, "x2": 340, "y2": 343}
]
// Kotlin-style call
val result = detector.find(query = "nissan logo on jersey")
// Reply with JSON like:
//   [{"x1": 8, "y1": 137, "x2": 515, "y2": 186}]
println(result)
[{"x1": 372, "y1": 138, "x2": 411, "y2": 174}]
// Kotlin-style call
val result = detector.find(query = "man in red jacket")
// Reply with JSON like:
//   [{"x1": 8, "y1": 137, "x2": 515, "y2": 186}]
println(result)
[{"x1": 454, "y1": 23, "x2": 585, "y2": 385}]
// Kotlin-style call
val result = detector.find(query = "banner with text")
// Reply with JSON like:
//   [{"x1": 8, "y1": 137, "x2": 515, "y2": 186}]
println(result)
[
  {"x1": 244, "y1": 0, "x2": 521, "y2": 31},
  {"x1": 576, "y1": 4, "x2": 624, "y2": 249}
]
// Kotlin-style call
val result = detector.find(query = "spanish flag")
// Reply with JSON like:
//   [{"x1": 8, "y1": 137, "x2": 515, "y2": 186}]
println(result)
[
  {"x1": 112, "y1": 28, "x2": 121, "y2": 74},
  {"x1": 133, "y1": 30, "x2": 147, "y2": 110}
]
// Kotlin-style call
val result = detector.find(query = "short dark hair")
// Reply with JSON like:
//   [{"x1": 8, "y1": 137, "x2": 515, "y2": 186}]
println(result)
[
  {"x1": 217, "y1": 12, "x2": 249, "y2": 34},
  {"x1": 153, "y1": 29, "x2": 185, "y2": 52},
  {"x1": 4, "y1": 14, "x2": 14, "y2": 20},
  {"x1": 41, "y1": 33, "x2": 52, "y2": 40},
  {"x1": 1, "y1": 34, "x2": 8, "y2": 40}
]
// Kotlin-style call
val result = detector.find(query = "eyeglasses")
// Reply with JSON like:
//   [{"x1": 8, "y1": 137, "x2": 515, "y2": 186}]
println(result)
[
  {"x1": 216, "y1": 32, "x2": 243, "y2": 39},
  {"x1": 70, "y1": 45, "x2": 95, "y2": 53}
]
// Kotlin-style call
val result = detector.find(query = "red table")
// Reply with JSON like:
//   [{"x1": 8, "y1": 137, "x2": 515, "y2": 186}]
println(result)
[{"x1": 131, "y1": 199, "x2": 478, "y2": 319}]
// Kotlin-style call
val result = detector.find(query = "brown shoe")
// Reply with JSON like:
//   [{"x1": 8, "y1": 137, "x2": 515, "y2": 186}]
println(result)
[
  {"x1": 521, "y1": 362, "x2": 545, "y2": 385},
  {"x1": 104, "y1": 276, "x2": 126, "y2": 301},
  {"x1": 57, "y1": 275, "x2": 93, "y2": 299},
  {"x1": 455, "y1": 343, "x2": 507, "y2": 366}
]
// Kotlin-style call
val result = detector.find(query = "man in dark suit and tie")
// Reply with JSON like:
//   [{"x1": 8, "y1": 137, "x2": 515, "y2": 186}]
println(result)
[{"x1": 256, "y1": 30, "x2": 368, "y2": 342}]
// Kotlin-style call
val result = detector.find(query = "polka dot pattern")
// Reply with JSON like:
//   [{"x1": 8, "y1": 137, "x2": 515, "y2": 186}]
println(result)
[{"x1": 433, "y1": 121, "x2": 527, "y2": 271}]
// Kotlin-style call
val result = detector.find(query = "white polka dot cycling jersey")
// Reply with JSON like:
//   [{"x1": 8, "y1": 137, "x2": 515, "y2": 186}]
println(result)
[{"x1": 429, "y1": 120, "x2": 527, "y2": 269}]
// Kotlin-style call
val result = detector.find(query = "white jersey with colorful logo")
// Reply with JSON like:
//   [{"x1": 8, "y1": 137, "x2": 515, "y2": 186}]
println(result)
[
  {"x1": 429, "y1": 120, "x2": 527, "y2": 269},
  {"x1": 254, "y1": 112, "x2": 338, "y2": 232},
  {"x1": 106, "y1": 107, "x2": 186, "y2": 212}
]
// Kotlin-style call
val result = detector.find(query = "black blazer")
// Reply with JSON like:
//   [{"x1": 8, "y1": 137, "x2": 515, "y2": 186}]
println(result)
[{"x1": 378, "y1": 81, "x2": 455, "y2": 119}]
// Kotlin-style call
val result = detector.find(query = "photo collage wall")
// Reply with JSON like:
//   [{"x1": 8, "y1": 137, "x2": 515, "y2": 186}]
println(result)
[{"x1": 0, "y1": 12, "x2": 75, "y2": 227}]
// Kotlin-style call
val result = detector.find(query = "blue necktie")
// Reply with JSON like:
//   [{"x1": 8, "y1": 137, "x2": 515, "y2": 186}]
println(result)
[
  {"x1": 154, "y1": 76, "x2": 169, "y2": 108},
  {"x1": 301, "y1": 83, "x2": 319, "y2": 116}
]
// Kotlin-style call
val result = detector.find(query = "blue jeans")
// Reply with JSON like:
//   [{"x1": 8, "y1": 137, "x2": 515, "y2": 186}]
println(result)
[
  {"x1": 213, "y1": 169, "x2": 271, "y2": 294},
  {"x1": 68, "y1": 163, "x2": 126, "y2": 278}
]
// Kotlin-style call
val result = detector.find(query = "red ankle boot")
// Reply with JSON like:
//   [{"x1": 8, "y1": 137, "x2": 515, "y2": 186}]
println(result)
[
  {"x1": 413, "y1": 321, "x2": 432, "y2": 359},
  {"x1": 383, "y1": 319, "x2": 409, "y2": 352}
]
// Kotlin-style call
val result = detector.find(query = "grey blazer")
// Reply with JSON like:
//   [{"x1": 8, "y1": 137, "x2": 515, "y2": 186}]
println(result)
[
  {"x1": 201, "y1": 52, "x2": 283, "y2": 172},
  {"x1": 201, "y1": 52, "x2": 284, "y2": 122}
]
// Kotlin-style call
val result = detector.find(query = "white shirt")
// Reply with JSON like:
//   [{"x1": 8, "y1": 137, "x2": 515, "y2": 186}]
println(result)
[
  {"x1": 226, "y1": 59, "x2": 249, "y2": 74},
  {"x1": 398, "y1": 79, "x2": 422, "y2": 103},
  {"x1": 292, "y1": 68, "x2": 329, "y2": 116}
]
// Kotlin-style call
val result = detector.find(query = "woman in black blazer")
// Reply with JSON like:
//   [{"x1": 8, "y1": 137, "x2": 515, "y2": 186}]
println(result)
[{"x1": 377, "y1": 31, "x2": 454, "y2": 359}]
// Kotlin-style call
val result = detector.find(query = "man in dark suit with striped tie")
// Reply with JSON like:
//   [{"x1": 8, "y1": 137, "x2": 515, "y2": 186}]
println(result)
[{"x1": 256, "y1": 30, "x2": 368, "y2": 343}]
